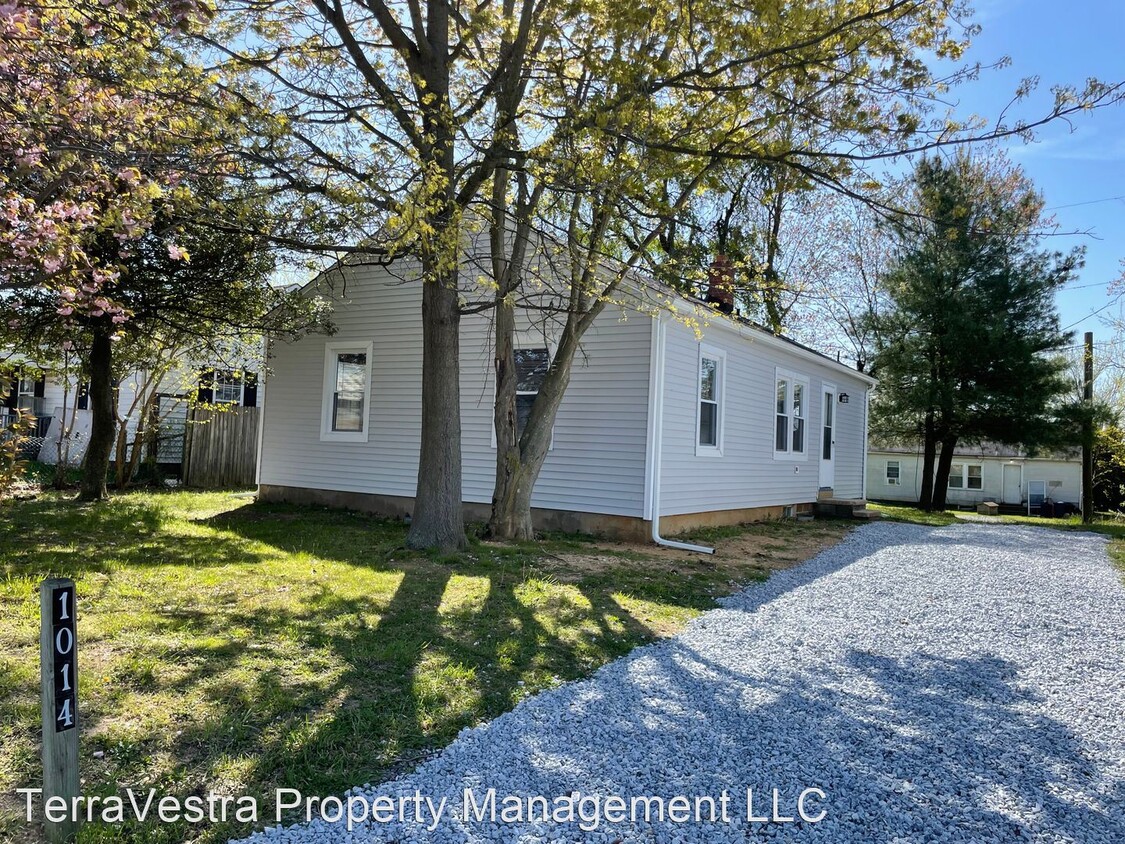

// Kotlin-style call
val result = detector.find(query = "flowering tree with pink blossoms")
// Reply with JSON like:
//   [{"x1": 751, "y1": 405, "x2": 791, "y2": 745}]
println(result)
[
  {"x1": 0, "y1": 1, "x2": 212, "y2": 318},
  {"x1": 0, "y1": 1, "x2": 299, "y2": 500}
]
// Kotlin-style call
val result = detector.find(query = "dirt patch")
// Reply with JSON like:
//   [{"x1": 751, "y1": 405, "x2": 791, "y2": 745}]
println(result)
[{"x1": 548, "y1": 519, "x2": 855, "y2": 579}]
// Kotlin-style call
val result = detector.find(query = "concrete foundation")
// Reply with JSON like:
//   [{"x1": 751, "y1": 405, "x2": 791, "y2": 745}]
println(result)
[{"x1": 257, "y1": 484, "x2": 817, "y2": 543}]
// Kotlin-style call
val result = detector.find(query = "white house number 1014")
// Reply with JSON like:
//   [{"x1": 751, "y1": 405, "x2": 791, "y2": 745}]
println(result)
[{"x1": 51, "y1": 585, "x2": 77, "y2": 732}]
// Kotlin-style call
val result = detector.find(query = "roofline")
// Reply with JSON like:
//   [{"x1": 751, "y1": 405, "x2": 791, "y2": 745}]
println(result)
[
  {"x1": 698, "y1": 312, "x2": 878, "y2": 386},
  {"x1": 283, "y1": 237, "x2": 877, "y2": 387}
]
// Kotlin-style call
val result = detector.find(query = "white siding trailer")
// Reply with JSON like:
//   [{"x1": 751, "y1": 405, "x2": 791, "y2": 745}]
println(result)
[
  {"x1": 257, "y1": 257, "x2": 875, "y2": 541},
  {"x1": 867, "y1": 445, "x2": 1082, "y2": 512}
]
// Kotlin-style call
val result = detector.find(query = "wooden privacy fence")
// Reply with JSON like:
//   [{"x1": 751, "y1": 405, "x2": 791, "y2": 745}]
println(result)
[{"x1": 182, "y1": 407, "x2": 259, "y2": 488}]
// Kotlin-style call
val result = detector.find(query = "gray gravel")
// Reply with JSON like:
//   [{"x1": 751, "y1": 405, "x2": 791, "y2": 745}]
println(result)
[{"x1": 233, "y1": 521, "x2": 1125, "y2": 843}]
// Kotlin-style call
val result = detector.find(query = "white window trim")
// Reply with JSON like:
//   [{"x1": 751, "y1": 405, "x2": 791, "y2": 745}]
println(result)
[
  {"x1": 885, "y1": 460, "x2": 901, "y2": 486},
  {"x1": 948, "y1": 462, "x2": 983, "y2": 490},
  {"x1": 696, "y1": 344, "x2": 725, "y2": 457},
  {"x1": 320, "y1": 341, "x2": 373, "y2": 443},
  {"x1": 773, "y1": 367, "x2": 810, "y2": 461},
  {"x1": 212, "y1": 370, "x2": 245, "y2": 406},
  {"x1": 490, "y1": 339, "x2": 555, "y2": 451}
]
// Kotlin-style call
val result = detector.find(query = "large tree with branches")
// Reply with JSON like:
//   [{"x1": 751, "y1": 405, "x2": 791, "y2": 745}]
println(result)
[{"x1": 188, "y1": 0, "x2": 1123, "y2": 547}]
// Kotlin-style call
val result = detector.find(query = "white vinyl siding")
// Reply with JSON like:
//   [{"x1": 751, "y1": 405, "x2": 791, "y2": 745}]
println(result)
[
  {"x1": 867, "y1": 452, "x2": 1082, "y2": 508},
  {"x1": 256, "y1": 257, "x2": 873, "y2": 522},
  {"x1": 657, "y1": 318, "x2": 870, "y2": 515},
  {"x1": 259, "y1": 261, "x2": 651, "y2": 517}
]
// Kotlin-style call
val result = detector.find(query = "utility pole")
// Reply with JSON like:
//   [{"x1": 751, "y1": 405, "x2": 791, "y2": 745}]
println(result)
[{"x1": 1082, "y1": 331, "x2": 1094, "y2": 524}]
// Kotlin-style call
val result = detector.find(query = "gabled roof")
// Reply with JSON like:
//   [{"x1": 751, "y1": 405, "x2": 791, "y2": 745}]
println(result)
[{"x1": 286, "y1": 232, "x2": 878, "y2": 387}]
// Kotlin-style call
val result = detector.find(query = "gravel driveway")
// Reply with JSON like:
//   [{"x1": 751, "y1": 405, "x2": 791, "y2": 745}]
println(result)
[{"x1": 236, "y1": 522, "x2": 1125, "y2": 844}]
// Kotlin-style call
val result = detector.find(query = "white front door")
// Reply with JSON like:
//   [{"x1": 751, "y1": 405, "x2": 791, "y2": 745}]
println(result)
[
  {"x1": 819, "y1": 386, "x2": 836, "y2": 490},
  {"x1": 1002, "y1": 463, "x2": 1022, "y2": 504}
]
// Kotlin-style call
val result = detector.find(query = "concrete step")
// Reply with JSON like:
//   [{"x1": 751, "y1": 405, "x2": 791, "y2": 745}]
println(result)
[{"x1": 813, "y1": 499, "x2": 875, "y2": 520}]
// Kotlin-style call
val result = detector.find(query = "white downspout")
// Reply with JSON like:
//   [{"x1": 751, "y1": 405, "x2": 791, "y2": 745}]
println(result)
[{"x1": 648, "y1": 316, "x2": 715, "y2": 555}]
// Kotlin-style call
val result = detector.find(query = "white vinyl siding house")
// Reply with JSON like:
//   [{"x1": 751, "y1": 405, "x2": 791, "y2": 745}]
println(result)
[
  {"x1": 257, "y1": 257, "x2": 875, "y2": 537},
  {"x1": 651, "y1": 316, "x2": 869, "y2": 521},
  {"x1": 7, "y1": 356, "x2": 260, "y2": 467},
  {"x1": 866, "y1": 447, "x2": 1082, "y2": 509}
]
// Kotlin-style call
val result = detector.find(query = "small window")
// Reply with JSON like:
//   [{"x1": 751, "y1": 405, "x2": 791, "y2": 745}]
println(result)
[
  {"x1": 699, "y1": 356, "x2": 719, "y2": 447},
  {"x1": 774, "y1": 369, "x2": 809, "y2": 459},
  {"x1": 947, "y1": 463, "x2": 983, "y2": 490},
  {"x1": 886, "y1": 460, "x2": 900, "y2": 485},
  {"x1": 321, "y1": 343, "x2": 372, "y2": 441},
  {"x1": 948, "y1": 463, "x2": 964, "y2": 489},
  {"x1": 697, "y1": 347, "x2": 724, "y2": 455},
  {"x1": 331, "y1": 354, "x2": 367, "y2": 431},
  {"x1": 775, "y1": 379, "x2": 789, "y2": 452},
  {"x1": 967, "y1": 464, "x2": 983, "y2": 490},
  {"x1": 213, "y1": 370, "x2": 243, "y2": 405},
  {"x1": 792, "y1": 382, "x2": 805, "y2": 454},
  {"x1": 514, "y1": 348, "x2": 549, "y2": 438}
]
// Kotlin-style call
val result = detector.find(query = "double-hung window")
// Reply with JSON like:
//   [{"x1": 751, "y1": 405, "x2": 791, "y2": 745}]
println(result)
[
  {"x1": 886, "y1": 460, "x2": 901, "y2": 485},
  {"x1": 697, "y1": 346, "x2": 724, "y2": 455},
  {"x1": 774, "y1": 369, "x2": 808, "y2": 458},
  {"x1": 947, "y1": 463, "x2": 983, "y2": 490},
  {"x1": 321, "y1": 341, "x2": 372, "y2": 442}
]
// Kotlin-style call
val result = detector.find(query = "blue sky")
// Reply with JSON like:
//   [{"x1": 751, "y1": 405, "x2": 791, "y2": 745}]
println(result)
[{"x1": 950, "y1": 0, "x2": 1125, "y2": 340}]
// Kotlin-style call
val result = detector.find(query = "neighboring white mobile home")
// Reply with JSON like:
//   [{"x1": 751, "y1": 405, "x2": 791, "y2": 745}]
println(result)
[
  {"x1": 256, "y1": 256, "x2": 875, "y2": 540},
  {"x1": 867, "y1": 444, "x2": 1082, "y2": 511}
]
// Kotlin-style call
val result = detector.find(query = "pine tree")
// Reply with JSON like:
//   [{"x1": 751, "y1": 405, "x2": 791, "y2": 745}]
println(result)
[{"x1": 869, "y1": 153, "x2": 1078, "y2": 510}]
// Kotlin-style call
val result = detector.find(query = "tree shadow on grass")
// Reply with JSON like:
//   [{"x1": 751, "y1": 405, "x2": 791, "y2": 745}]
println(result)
[{"x1": 0, "y1": 499, "x2": 703, "y2": 843}]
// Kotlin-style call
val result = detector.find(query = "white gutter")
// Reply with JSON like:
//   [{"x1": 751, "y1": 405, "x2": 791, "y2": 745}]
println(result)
[{"x1": 646, "y1": 315, "x2": 715, "y2": 555}]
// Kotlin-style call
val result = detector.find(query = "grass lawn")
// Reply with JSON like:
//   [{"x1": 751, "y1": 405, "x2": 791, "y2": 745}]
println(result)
[
  {"x1": 0, "y1": 490, "x2": 852, "y2": 844},
  {"x1": 869, "y1": 501, "x2": 1125, "y2": 576}
]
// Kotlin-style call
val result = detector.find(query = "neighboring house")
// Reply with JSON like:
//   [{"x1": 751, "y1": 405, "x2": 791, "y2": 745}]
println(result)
[
  {"x1": 867, "y1": 442, "x2": 1082, "y2": 511},
  {"x1": 2, "y1": 359, "x2": 259, "y2": 469},
  {"x1": 256, "y1": 254, "x2": 876, "y2": 541}
]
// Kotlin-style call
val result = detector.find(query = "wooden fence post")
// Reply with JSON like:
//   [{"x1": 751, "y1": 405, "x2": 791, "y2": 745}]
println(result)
[{"x1": 40, "y1": 577, "x2": 79, "y2": 843}]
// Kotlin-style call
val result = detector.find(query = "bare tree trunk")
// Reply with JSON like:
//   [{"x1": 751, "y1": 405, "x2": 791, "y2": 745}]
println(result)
[
  {"x1": 401, "y1": 0, "x2": 470, "y2": 552},
  {"x1": 113, "y1": 409, "x2": 130, "y2": 489},
  {"x1": 406, "y1": 270, "x2": 467, "y2": 551},
  {"x1": 490, "y1": 292, "x2": 528, "y2": 536},
  {"x1": 78, "y1": 329, "x2": 115, "y2": 501},
  {"x1": 489, "y1": 318, "x2": 583, "y2": 540},
  {"x1": 930, "y1": 433, "x2": 958, "y2": 510},
  {"x1": 486, "y1": 157, "x2": 543, "y2": 540},
  {"x1": 53, "y1": 357, "x2": 72, "y2": 489},
  {"x1": 918, "y1": 412, "x2": 937, "y2": 511}
]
